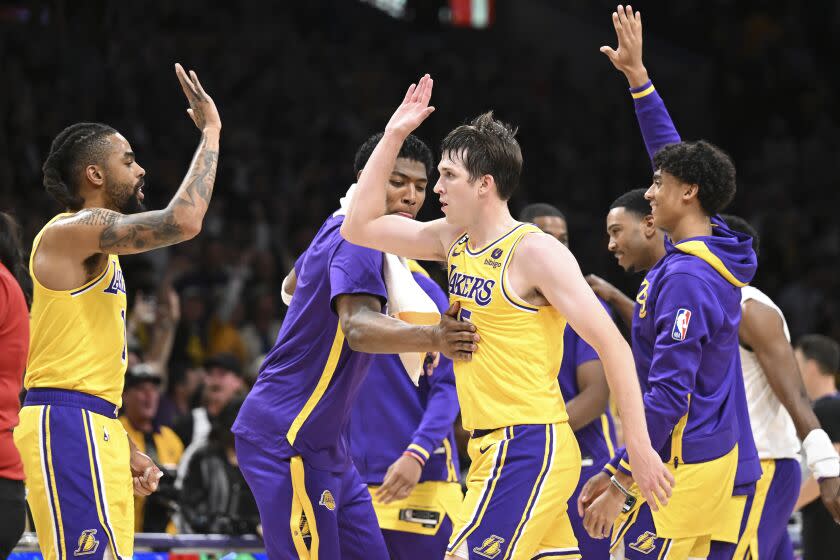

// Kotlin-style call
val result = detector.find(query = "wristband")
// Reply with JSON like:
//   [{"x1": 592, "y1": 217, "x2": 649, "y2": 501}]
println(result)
[
  {"x1": 610, "y1": 475, "x2": 637, "y2": 513},
  {"x1": 403, "y1": 450, "x2": 425, "y2": 467},
  {"x1": 803, "y1": 429, "x2": 840, "y2": 479}
]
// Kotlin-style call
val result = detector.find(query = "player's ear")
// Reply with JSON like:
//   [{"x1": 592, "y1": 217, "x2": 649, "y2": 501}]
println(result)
[
  {"x1": 85, "y1": 164, "x2": 105, "y2": 187},
  {"x1": 642, "y1": 215, "x2": 657, "y2": 238},
  {"x1": 478, "y1": 174, "x2": 493, "y2": 196},
  {"x1": 683, "y1": 183, "x2": 700, "y2": 202}
]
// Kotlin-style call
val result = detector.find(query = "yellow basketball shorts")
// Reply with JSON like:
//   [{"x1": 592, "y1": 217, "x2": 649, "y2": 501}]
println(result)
[
  {"x1": 448, "y1": 423, "x2": 582, "y2": 560},
  {"x1": 610, "y1": 445, "x2": 740, "y2": 560},
  {"x1": 15, "y1": 389, "x2": 134, "y2": 560}
]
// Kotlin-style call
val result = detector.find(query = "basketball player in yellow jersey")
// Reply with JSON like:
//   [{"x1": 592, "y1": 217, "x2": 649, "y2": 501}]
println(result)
[
  {"x1": 13, "y1": 64, "x2": 220, "y2": 560},
  {"x1": 342, "y1": 75, "x2": 674, "y2": 560}
]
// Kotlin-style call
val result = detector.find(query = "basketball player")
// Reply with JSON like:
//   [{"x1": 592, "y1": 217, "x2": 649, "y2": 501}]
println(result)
[
  {"x1": 13, "y1": 64, "x2": 220, "y2": 560},
  {"x1": 583, "y1": 8, "x2": 840, "y2": 558},
  {"x1": 348, "y1": 257, "x2": 462, "y2": 560},
  {"x1": 232, "y1": 133, "x2": 478, "y2": 560},
  {"x1": 341, "y1": 74, "x2": 672, "y2": 560},
  {"x1": 520, "y1": 203, "x2": 619, "y2": 560}
]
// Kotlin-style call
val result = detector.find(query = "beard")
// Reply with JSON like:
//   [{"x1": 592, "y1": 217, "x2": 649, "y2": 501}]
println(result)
[{"x1": 114, "y1": 182, "x2": 146, "y2": 214}]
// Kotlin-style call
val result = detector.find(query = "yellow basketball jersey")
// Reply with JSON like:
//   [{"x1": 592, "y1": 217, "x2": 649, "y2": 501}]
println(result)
[
  {"x1": 26, "y1": 213, "x2": 128, "y2": 407},
  {"x1": 446, "y1": 223, "x2": 568, "y2": 431}
]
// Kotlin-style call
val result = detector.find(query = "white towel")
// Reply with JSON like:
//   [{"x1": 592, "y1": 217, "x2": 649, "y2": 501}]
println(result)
[{"x1": 320, "y1": 184, "x2": 442, "y2": 384}]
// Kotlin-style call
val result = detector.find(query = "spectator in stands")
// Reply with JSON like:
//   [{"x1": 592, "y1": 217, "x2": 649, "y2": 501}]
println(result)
[
  {"x1": 0, "y1": 212, "x2": 29, "y2": 558},
  {"x1": 795, "y1": 334, "x2": 840, "y2": 559},
  {"x1": 156, "y1": 360, "x2": 205, "y2": 429},
  {"x1": 120, "y1": 365, "x2": 184, "y2": 533},
  {"x1": 180, "y1": 397, "x2": 260, "y2": 535},
  {"x1": 175, "y1": 353, "x2": 246, "y2": 485}
]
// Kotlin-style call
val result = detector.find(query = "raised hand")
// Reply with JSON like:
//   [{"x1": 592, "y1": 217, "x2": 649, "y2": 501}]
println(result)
[
  {"x1": 175, "y1": 63, "x2": 222, "y2": 132},
  {"x1": 600, "y1": 5, "x2": 649, "y2": 88},
  {"x1": 384, "y1": 74, "x2": 435, "y2": 139}
]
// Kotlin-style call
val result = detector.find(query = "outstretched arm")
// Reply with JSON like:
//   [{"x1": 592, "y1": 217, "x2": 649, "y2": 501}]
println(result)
[
  {"x1": 740, "y1": 299, "x2": 840, "y2": 521},
  {"x1": 514, "y1": 234, "x2": 673, "y2": 517},
  {"x1": 42, "y1": 64, "x2": 221, "y2": 257},
  {"x1": 341, "y1": 75, "x2": 462, "y2": 261},
  {"x1": 601, "y1": 5, "x2": 681, "y2": 165}
]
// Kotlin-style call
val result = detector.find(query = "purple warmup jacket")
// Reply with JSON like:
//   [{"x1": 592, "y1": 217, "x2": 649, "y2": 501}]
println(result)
[
  {"x1": 606, "y1": 81, "x2": 761, "y2": 491},
  {"x1": 233, "y1": 214, "x2": 388, "y2": 472}
]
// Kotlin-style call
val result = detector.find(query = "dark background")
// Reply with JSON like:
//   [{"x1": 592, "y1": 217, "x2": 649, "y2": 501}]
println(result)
[{"x1": 3, "y1": 0, "x2": 839, "y2": 363}]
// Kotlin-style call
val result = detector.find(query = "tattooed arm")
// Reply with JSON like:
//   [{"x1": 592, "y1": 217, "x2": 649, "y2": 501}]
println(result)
[{"x1": 42, "y1": 63, "x2": 221, "y2": 258}]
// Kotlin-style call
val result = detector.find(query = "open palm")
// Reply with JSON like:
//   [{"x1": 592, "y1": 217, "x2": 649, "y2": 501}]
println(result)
[{"x1": 385, "y1": 74, "x2": 435, "y2": 138}]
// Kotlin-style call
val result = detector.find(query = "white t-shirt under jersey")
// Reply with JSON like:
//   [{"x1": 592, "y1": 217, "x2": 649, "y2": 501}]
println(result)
[{"x1": 740, "y1": 285, "x2": 800, "y2": 460}]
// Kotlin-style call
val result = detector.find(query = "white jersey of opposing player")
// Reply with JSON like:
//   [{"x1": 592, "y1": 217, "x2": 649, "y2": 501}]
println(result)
[{"x1": 740, "y1": 285, "x2": 800, "y2": 460}]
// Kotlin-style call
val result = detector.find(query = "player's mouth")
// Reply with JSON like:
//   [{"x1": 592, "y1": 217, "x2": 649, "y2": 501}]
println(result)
[
  {"x1": 394, "y1": 211, "x2": 414, "y2": 219},
  {"x1": 440, "y1": 202, "x2": 448, "y2": 212},
  {"x1": 136, "y1": 181, "x2": 145, "y2": 201}
]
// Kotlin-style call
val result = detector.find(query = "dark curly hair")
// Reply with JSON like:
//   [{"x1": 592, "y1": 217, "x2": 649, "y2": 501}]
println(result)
[
  {"x1": 42, "y1": 122, "x2": 117, "y2": 210},
  {"x1": 440, "y1": 111, "x2": 522, "y2": 201},
  {"x1": 353, "y1": 132, "x2": 434, "y2": 179},
  {"x1": 609, "y1": 188, "x2": 651, "y2": 218},
  {"x1": 719, "y1": 214, "x2": 760, "y2": 257},
  {"x1": 652, "y1": 140, "x2": 736, "y2": 215}
]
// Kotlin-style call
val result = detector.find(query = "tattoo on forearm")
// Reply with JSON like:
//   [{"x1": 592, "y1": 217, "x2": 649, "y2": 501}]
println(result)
[{"x1": 95, "y1": 137, "x2": 219, "y2": 252}]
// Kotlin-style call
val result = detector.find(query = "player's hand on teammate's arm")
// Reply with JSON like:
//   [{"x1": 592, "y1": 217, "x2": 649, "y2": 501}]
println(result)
[
  {"x1": 434, "y1": 302, "x2": 479, "y2": 362},
  {"x1": 383, "y1": 74, "x2": 435, "y2": 140},
  {"x1": 175, "y1": 63, "x2": 221, "y2": 133},
  {"x1": 585, "y1": 274, "x2": 621, "y2": 304},
  {"x1": 130, "y1": 448, "x2": 164, "y2": 497},
  {"x1": 626, "y1": 444, "x2": 674, "y2": 511},
  {"x1": 818, "y1": 477, "x2": 840, "y2": 524},
  {"x1": 577, "y1": 471, "x2": 611, "y2": 517},
  {"x1": 583, "y1": 482, "x2": 625, "y2": 539},
  {"x1": 600, "y1": 4, "x2": 650, "y2": 88},
  {"x1": 375, "y1": 455, "x2": 423, "y2": 504}
]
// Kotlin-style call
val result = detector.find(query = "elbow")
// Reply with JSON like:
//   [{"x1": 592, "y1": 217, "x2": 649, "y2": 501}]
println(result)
[
  {"x1": 340, "y1": 221, "x2": 359, "y2": 244},
  {"x1": 341, "y1": 319, "x2": 368, "y2": 352},
  {"x1": 180, "y1": 220, "x2": 202, "y2": 240}
]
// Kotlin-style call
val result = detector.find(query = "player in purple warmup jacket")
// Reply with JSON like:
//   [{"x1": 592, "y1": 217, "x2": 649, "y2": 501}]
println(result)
[{"x1": 233, "y1": 133, "x2": 478, "y2": 560}]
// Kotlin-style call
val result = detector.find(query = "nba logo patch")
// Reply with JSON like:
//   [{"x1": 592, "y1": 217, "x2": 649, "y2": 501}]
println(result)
[{"x1": 671, "y1": 308, "x2": 692, "y2": 341}]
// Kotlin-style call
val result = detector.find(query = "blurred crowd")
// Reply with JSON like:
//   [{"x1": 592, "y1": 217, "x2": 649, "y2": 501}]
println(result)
[{"x1": 3, "y1": 0, "x2": 840, "y2": 536}]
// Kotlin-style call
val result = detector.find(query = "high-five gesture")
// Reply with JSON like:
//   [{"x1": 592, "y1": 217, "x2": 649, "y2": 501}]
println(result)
[
  {"x1": 384, "y1": 74, "x2": 435, "y2": 139},
  {"x1": 175, "y1": 63, "x2": 222, "y2": 133},
  {"x1": 600, "y1": 4, "x2": 650, "y2": 88}
]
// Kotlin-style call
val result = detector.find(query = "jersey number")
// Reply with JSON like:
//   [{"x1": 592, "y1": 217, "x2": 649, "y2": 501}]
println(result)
[{"x1": 120, "y1": 309, "x2": 127, "y2": 363}]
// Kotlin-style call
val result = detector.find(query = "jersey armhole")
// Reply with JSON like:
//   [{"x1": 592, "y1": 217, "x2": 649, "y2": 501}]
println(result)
[{"x1": 499, "y1": 229, "x2": 540, "y2": 313}]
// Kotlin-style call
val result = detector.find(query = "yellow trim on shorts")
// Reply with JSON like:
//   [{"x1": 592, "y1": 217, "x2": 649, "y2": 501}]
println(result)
[
  {"x1": 657, "y1": 538, "x2": 672, "y2": 559},
  {"x1": 600, "y1": 414, "x2": 615, "y2": 457},
  {"x1": 44, "y1": 406, "x2": 68, "y2": 560},
  {"x1": 287, "y1": 324, "x2": 345, "y2": 445},
  {"x1": 504, "y1": 425, "x2": 552, "y2": 560},
  {"x1": 291, "y1": 457, "x2": 320, "y2": 559},
  {"x1": 443, "y1": 438, "x2": 458, "y2": 482},
  {"x1": 610, "y1": 506, "x2": 640, "y2": 552},
  {"x1": 732, "y1": 459, "x2": 776, "y2": 559},
  {"x1": 449, "y1": 428, "x2": 512, "y2": 551},
  {"x1": 82, "y1": 411, "x2": 121, "y2": 560}
]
